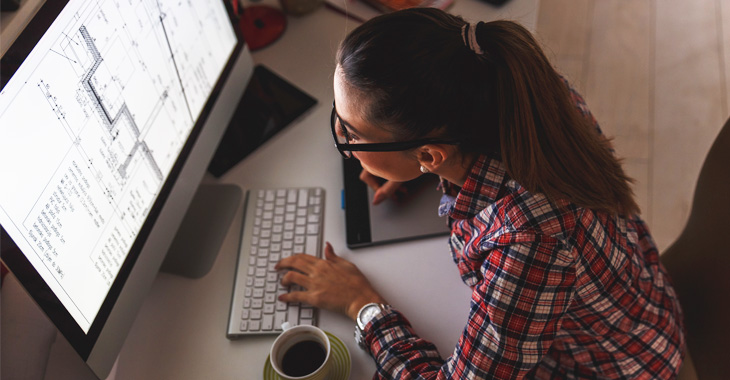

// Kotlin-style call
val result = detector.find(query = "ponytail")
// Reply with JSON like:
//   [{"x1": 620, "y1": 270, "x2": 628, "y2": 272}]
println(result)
[
  {"x1": 474, "y1": 21, "x2": 639, "y2": 216},
  {"x1": 338, "y1": 9, "x2": 639, "y2": 216}
]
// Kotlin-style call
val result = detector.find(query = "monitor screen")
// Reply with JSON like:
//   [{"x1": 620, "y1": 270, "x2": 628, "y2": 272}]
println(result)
[{"x1": 0, "y1": 0, "x2": 251, "y2": 377}]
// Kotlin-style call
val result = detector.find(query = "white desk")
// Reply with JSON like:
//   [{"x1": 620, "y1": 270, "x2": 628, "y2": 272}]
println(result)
[{"x1": 114, "y1": 2, "x2": 538, "y2": 379}]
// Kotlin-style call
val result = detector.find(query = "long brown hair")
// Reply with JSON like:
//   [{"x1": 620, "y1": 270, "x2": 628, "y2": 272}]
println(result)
[{"x1": 337, "y1": 8, "x2": 639, "y2": 216}]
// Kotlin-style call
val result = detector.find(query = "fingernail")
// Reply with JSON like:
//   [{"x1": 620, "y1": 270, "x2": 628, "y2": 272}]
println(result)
[{"x1": 373, "y1": 193, "x2": 383, "y2": 204}]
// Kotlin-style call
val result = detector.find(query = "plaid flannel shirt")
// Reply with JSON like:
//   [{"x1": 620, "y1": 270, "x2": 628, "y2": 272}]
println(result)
[{"x1": 360, "y1": 87, "x2": 685, "y2": 379}]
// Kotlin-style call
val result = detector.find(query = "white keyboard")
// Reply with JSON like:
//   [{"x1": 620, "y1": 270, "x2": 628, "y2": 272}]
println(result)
[{"x1": 227, "y1": 187, "x2": 325, "y2": 338}]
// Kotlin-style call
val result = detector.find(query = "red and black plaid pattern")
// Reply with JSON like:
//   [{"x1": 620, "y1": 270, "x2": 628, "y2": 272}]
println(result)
[{"x1": 360, "y1": 86, "x2": 684, "y2": 379}]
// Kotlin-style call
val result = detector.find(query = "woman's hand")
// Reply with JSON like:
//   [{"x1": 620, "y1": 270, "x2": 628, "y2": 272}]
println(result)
[
  {"x1": 359, "y1": 169, "x2": 406, "y2": 205},
  {"x1": 276, "y1": 242, "x2": 387, "y2": 321}
]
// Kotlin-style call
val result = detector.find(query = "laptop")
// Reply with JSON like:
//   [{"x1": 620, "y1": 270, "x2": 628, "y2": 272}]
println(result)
[{"x1": 342, "y1": 158, "x2": 450, "y2": 248}]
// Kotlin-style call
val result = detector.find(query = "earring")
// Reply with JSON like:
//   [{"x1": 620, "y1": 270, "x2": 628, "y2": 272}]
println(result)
[{"x1": 420, "y1": 165, "x2": 429, "y2": 174}]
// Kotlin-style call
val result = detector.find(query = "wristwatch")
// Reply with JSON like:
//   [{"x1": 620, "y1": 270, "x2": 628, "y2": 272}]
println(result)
[{"x1": 354, "y1": 303, "x2": 386, "y2": 350}]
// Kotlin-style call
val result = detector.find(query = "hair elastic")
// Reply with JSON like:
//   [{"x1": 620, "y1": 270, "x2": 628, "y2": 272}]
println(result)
[{"x1": 461, "y1": 22, "x2": 484, "y2": 55}]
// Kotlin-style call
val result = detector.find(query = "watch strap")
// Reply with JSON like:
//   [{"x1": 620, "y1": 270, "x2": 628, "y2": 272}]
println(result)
[{"x1": 354, "y1": 303, "x2": 389, "y2": 350}]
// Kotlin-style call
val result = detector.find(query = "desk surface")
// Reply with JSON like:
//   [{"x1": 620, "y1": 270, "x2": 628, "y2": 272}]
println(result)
[{"x1": 114, "y1": 2, "x2": 538, "y2": 379}]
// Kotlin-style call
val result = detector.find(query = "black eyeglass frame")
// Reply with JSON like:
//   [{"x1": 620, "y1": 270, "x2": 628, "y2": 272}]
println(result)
[{"x1": 330, "y1": 102, "x2": 459, "y2": 159}]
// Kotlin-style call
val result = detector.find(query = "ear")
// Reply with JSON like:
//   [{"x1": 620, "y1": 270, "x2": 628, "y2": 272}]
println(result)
[{"x1": 417, "y1": 144, "x2": 450, "y2": 172}]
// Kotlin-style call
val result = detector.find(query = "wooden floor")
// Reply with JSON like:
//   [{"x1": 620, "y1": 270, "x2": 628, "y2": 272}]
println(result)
[{"x1": 534, "y1": 0, "x2": 729, "y2": 251}]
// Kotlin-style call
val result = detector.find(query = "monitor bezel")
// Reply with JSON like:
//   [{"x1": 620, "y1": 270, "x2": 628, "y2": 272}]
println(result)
[{"x1": 0, "y1": 0, "x2": 244, "y2": 361}]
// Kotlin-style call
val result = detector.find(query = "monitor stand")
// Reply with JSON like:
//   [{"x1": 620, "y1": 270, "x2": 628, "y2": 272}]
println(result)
[{"x1": 159, "y1": 184, "x2": 243, "y2": 278}]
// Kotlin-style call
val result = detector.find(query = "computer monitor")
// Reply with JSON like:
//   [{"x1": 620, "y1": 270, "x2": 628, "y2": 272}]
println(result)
[{"x1": 0, "y1": 0, "x2": 253, "y2": 378}]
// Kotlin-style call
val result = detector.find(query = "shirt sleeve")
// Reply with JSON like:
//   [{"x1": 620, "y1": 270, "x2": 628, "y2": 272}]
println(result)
[{"x1": 362, "y1": 235, "x2": 577, "y2": 379}]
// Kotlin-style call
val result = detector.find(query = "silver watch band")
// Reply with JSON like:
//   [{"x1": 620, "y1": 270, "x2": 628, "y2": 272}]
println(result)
[{"x1": 354, "y1": 303, "x2": 388, "y2": 350}]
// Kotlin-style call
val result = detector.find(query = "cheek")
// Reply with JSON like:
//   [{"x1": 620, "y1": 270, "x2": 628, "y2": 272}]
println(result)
[{"x1": 356, "y1": 152, "x2": 420, "y2": 182}]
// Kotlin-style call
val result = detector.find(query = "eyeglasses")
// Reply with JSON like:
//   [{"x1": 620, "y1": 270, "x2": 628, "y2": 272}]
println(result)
[{"x1": 330, "y1": 102, "x2": 458, "y2": 159}]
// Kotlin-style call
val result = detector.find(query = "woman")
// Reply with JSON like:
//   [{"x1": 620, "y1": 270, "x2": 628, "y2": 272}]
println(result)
[{"x1": 276, "y1": 8, "x2": 685, "y2": 379}]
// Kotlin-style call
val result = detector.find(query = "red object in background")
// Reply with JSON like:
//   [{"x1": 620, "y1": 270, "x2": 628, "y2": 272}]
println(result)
[{"x1": 237, "y1": 5, "x2": 287, "y2": 51}]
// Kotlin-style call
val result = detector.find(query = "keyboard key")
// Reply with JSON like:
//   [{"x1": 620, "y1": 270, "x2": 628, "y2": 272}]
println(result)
[
  {"x1": 287, "y1": 307, "x2": 299, "y2": 324},
  {"x1": 265, "y1": 293, "x2": 276, "y2": 303},
  {"x1": 298, "y1": 189, "x2": 308, "y2": 207},
  {"x1": 265, "y1": 283, "x2": 277, "y2": 293},
  {"x1": 275, "y1": 312, "x2": 287, "y2": 329},
  {"x1": 262, "y1": 315, "x2": 274, "y2": 331},
  {"x1": 276, "y1": 300, "x2": 287, "y2": 312},
  {"x1": 306, "y1": 237, "x2": 318, "y2": 256},
  {"x1": 300, "y1": 307, "x2": 314, "y2": 319}
]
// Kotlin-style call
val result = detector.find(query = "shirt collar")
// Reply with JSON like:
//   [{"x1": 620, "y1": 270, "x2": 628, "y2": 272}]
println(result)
[{"x1": 442, "y1": 154, "x2": 509, "y2": 220}]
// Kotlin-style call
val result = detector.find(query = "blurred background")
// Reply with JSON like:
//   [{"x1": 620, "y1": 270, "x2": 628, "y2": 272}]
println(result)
[{"x1": 535, "y1": 0, "x2": 729, "y2": 251}]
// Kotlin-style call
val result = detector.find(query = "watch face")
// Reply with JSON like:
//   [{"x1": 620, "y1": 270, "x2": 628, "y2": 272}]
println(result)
[
  {"x1": 359, "y1": 304, "x2": 381, "y2": 329},
  {"x1": 362, "y1": 305, "x2": 380, "y2": 320}
]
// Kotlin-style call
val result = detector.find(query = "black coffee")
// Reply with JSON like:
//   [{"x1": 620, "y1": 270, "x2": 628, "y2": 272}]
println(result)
[{"x1": 281, "y1": 340, "x2": 326, "y2": 377}]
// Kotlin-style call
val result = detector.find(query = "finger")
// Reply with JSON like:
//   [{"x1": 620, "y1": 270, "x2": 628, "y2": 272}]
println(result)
[
  {"x1": 373, "y1": 180, "x2": 401, "y2": 205},
  {"x1": 278, "y1": 289, "x2": 308, "y2": 305},
  {"x1": 275, "y1": 253, "x2": 318, "y2": 271},
  {"x1": 280, "y1": 270, "x2": 310, "y2": 288},
  {"x1": 359, "y1": 169, "x2": 382, "y2": 191},
  {"x1": 324, "y1": 242, "x2": 339, "y2": 261}
]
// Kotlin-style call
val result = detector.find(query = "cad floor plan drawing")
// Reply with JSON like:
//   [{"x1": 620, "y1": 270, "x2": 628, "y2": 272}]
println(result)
[
  {"x1": 77, "y1": 24, "x2": 163, "y2": 184},
  {"x1": 0, "y1": 0, "x2": 236, "y2": 330}
]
